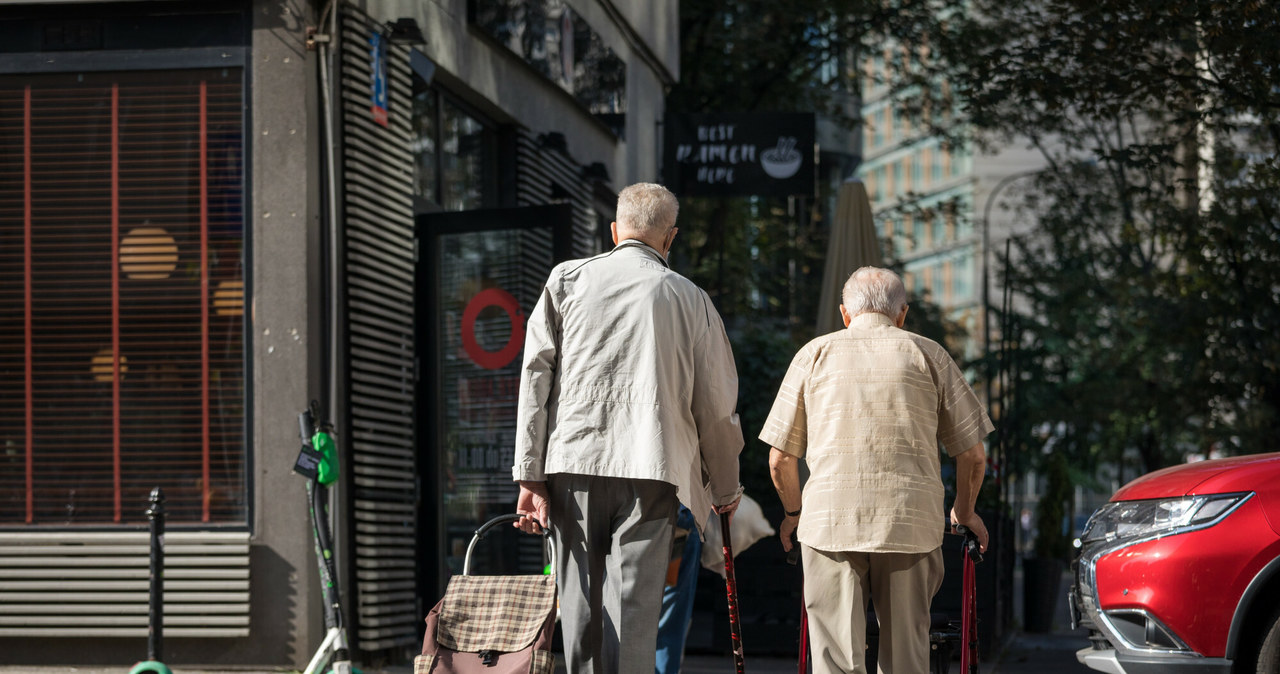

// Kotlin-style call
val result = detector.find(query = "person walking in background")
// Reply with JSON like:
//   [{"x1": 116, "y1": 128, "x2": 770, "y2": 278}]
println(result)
[
  {"x1": 511, "y1": 183, "x2": 744, "y2": 674},
  {"x1": 761, "y1": 266, "x2": 992, "y2": 674},
  {"x1": 655, "y1": 504, "x2": 703, "y2": 674}
]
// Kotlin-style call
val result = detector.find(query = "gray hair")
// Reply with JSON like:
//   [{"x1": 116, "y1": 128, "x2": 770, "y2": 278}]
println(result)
[
  {"x1": 841, "y1": 266, "x2": 907, "y2": 318},
  {"x1": 616, "y1": 183, "x2": 679, "y2": 237}
]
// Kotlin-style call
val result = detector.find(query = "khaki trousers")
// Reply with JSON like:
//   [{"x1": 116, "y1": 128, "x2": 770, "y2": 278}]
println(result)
[
  {"x1": 801, "y1": 545, "x2": 944, "y2": 674},
  {"x1": 548, "y1": 474, "x2": 678, "y2": 674}
]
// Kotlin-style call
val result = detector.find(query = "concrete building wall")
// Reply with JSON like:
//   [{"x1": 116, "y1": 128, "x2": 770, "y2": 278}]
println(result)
[{"x1": 246, "y1": 0, "x2": 326, "y2": 666}]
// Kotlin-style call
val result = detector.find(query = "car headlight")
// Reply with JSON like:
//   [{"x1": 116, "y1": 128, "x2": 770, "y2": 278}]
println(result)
[{"x1": 1080, "y1": 492, "x2": 1252, "y2": 545}]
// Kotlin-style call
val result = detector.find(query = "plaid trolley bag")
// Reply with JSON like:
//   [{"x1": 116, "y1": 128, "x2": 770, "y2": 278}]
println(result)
[{"x1": 416, "y1": 514, "x2": 558, "y2": 674}]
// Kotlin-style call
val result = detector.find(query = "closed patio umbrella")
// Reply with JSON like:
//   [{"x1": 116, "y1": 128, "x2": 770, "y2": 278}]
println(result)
[{"x1": 816, "y1": 179, "x2": 883, "y2": 334}]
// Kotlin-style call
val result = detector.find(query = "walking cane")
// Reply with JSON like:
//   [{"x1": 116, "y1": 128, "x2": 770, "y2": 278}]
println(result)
[
  {"x1": 721, "y1": 511, "x2": 746, "y2": 674},
  {"x1": 955, "y1": 525, "x2": 983, "y2": 674}
]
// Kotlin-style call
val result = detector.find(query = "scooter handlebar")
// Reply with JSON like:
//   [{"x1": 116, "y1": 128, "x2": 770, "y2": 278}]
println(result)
[{"x1": 298, "y1": 410, "x2": 315, "y2": 447}]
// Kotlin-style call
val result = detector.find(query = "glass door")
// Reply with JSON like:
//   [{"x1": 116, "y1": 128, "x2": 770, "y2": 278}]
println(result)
[{"x1": 417, "y1": 204, "x2": 573, "y2": 596}]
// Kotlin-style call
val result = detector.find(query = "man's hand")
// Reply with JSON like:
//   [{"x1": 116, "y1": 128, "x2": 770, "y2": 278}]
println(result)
[
  {"x1": 779, "y1": 514, "x2": 798, "y2": 553},
  {"x1": 713, "y1": 494, "x2": 741, "y2": 516},
  {"x1": 951, "y1": 507, "x2": 989, "y2": 553},
  {"x1": 514, "y1": 480, "x2": 550, "y2": 534}
]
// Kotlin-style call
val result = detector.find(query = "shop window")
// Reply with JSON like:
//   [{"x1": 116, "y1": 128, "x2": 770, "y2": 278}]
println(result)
[
  {"x1": 469, "y1": 0, "x2": 626, "y2": 134},
  {"x1": 0, "y1": 69, "x2": 246, "y2": 525},
  {"x1": 412, "y1": 81, "x2": 496, "y2": 212}
]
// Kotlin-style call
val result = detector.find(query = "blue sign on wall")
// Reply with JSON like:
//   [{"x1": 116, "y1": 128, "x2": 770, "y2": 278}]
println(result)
[{"x1": 369, "y1": 32, "x2": 389, "y2": 128}]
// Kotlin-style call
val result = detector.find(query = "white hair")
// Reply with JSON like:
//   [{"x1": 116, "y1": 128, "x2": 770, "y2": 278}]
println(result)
[
  {"x1": 616, "y1": 183, "x2": 679, "y2": 237},
  {"x1": 842, "y1": 266, "x2": 907, "y2": 318}
]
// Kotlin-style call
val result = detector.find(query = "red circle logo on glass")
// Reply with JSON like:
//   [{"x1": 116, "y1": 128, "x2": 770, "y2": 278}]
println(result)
[{"x1": 461, "y1": 288, "x2": 525, "y2": 370}]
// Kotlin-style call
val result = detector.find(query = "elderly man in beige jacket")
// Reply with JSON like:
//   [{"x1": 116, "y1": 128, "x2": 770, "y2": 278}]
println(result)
[
  {"x1": 512, "y1": 182, "x2": 744, "y2": 674},
  {"x1": 762, "y1": 266, "x2": 992, "y2": 674}
]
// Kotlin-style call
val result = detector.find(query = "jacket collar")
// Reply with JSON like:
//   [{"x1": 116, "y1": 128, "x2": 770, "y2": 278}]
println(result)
[{"x1": 614, "y1": 238, "x2": 670, "y2": 268}]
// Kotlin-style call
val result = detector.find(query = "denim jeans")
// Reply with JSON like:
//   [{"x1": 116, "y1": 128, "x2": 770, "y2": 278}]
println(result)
[{"x1": 655, "y1": 505, "x2": 703, "y2": 674}]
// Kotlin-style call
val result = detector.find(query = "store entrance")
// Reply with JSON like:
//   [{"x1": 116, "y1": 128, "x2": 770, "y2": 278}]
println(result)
[{"x1": 415, "y1": 204, "x2": 574, "y2": 601}]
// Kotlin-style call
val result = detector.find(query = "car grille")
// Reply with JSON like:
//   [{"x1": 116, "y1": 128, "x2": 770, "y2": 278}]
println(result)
[{"x1": 1073, "y1": 541, "x2": 1193, "y2": 654}]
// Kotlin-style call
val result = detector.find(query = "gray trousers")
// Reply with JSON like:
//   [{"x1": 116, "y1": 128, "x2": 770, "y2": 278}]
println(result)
[
  {"x1": 802, "y1": 545, "x2": 945, "y2": 674},
  {"x1": 547, "y1": 473, "x2": 679, "y2": 674}
]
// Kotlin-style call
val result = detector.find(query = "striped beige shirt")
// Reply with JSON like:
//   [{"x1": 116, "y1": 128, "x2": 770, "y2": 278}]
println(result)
[{"x1": 759, "y1": 312, "x2": 993, "y2": 553}]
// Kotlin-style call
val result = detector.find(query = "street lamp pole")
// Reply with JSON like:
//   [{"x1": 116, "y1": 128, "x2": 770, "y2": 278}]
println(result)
[{"x1": 981, "y1": 169, "x2": 1041, "y2": 411}]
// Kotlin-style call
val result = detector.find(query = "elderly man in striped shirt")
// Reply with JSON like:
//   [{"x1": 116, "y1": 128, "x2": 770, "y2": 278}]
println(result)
[{"x1": 761, "y1": 266, "x2": 992, "y2": 674}]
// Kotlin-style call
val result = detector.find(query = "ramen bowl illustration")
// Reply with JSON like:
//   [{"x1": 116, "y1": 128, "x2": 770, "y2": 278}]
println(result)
[{"x1": 761, "y1": 137, "x2": 803, "y2": 178}]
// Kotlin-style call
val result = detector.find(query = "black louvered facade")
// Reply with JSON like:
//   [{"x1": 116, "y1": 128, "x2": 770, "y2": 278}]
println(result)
[
  {"x1": 335, "y1": 2, "x2": 615, "y2": 660},
  {"x1": 336, "y1": 5, "x2": 420, "y2": 655},
  {"x1": 514, "y1": 128, "x2": 607, "y2": 259}
]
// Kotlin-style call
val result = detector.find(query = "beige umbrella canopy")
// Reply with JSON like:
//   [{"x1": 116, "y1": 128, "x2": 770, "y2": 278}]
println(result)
[{"x1": 816, "y1": 179, "x2": 884, "y2": 334}]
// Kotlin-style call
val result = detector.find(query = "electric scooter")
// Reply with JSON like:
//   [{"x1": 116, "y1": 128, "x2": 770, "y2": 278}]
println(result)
[{"x1": 294, "y1": 403, "x2": 354, "y2": 674}]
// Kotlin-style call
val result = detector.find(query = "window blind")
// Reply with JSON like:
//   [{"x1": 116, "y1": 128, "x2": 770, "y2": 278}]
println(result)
[{"x1": 0, "y1": 68, "x2": 246, "y2": 526}]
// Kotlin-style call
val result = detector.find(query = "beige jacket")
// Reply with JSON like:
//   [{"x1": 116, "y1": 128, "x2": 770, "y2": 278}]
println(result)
[{"x1": 512, "y1": 240, "x2": 743, "y2": 535}]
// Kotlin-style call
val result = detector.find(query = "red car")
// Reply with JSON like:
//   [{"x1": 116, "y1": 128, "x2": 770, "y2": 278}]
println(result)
[{"x1": 1071, "y1": 452, "x2": 1280, "y2": 674}]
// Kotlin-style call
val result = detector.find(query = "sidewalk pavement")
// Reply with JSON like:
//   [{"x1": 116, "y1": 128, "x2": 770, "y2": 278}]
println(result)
[
  {"x1": 670, "y1": 627, "x2": 1093, "y2": 674},
  {"x1": 0, "y1": 628, "x2": 1093, "y2": 674}
]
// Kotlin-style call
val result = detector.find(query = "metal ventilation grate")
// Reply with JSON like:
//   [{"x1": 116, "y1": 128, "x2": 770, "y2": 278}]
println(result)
[{"x1": 0, "y1": 530, "x2": 250, "y2": 637}]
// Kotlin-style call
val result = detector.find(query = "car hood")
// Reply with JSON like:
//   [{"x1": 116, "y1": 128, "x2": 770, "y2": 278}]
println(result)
[{"x1": 1112, "y1": 452, "x2": 1280, "y2": 501}]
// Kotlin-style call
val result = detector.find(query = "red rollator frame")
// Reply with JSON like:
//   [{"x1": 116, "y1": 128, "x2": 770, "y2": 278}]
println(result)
[{"x1": 955, "y1": 524, "x2": 983, "y2": 674}]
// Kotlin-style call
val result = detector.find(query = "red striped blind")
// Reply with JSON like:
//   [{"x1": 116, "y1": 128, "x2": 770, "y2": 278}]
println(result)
[{"x1": 0, "y1": 69, "x2": 245, "y2": 526}]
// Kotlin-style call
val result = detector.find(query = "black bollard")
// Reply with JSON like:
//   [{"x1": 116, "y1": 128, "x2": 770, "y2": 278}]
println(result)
[{"x1": 145, "y1": 487, "x2": 165, "y2": 663}]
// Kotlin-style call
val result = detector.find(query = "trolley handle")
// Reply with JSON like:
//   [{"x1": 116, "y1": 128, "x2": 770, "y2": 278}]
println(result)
[{"x1": 462, "y1": 513, "x2": 554, "y2": 576}]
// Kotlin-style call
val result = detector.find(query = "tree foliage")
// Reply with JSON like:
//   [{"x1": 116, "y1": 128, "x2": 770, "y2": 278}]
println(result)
[
  {"x1": 671, "y1": 0, "x2": 979, "y2": 499},
  {"x1": 671, "y1": 0, "x2": 973, "y2": 331},
  {"x1": 912, "y1": 0, "x2": 1280, "y2": 476},
  {"x1": 672, "y1": 0, "x2": 961, "y2": 121}
]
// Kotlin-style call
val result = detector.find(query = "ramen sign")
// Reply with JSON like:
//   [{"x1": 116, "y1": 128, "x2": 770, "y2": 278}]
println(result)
[{"x1": 663, "y1": 112, "x2": 815, "y2": 198}]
